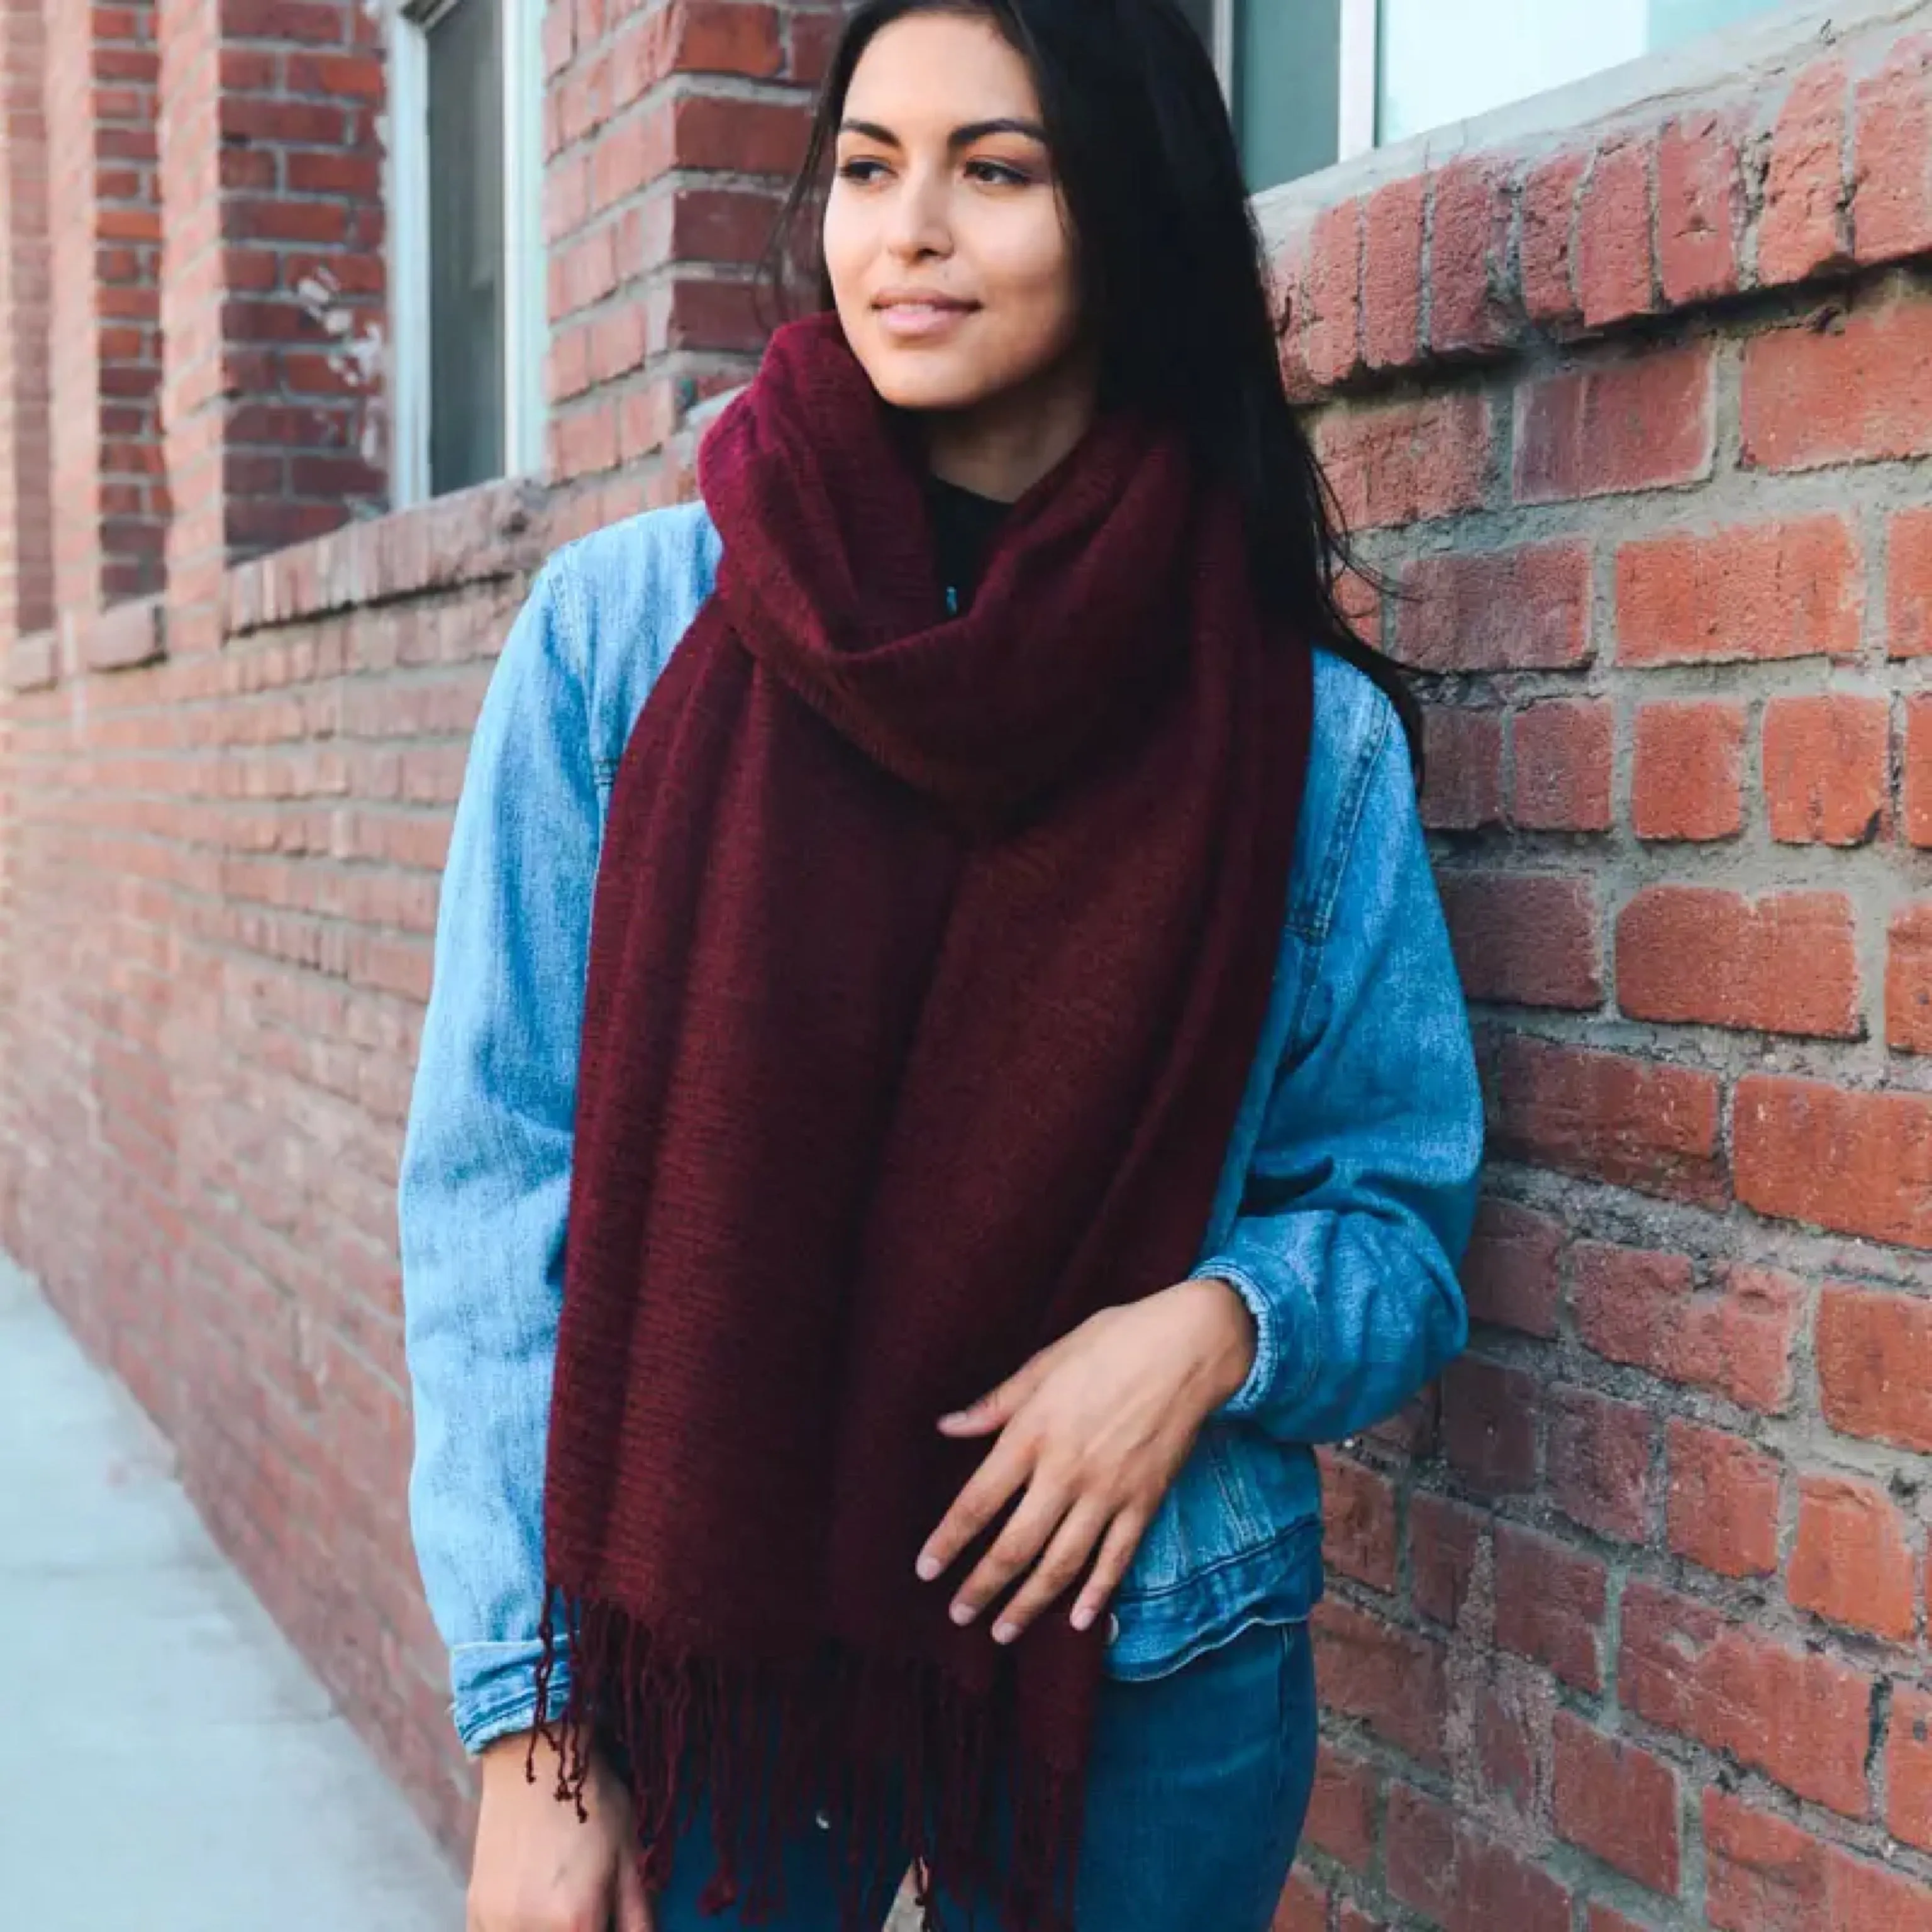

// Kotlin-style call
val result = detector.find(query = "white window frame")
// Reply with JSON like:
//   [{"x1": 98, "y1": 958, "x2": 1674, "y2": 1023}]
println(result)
[
  {"x1": 389, "y1": 0, "x2": 547, "y2": 507},
  {"x1": 1202, "y1": 0, "x2": 1381, "y2": 170}
]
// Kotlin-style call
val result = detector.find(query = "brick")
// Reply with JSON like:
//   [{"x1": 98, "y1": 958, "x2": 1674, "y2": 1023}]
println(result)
[
  {"x1": 1789, "y1": 1473, "x2": 1916, "y2": 1640},
  {"x1": 1574, "y1": 1245, "x2": 1801, "y2": 1414},
  {"x1": 1912, "y1": 697, "x2": 1932, "y2": 846},
  {"x1": 1419, "y1": 708, "x2": 1503, "y2": 832},
  {"x1": 1890, "y1": 504, "x2": 1932, "y2": 657},
  {"x1": 1395, "y1": 543, "x2": 1591, "y2": 671},
  {"x1": 1429, "y1": 160, "x2": 1512, "y2": 355},
  {"x1": 1741, "y1": 294, "x2": 1932, "y2": 471},
  {"x1": 1658, "y1": 111, "x2": 1745, "y2": 303},
  {"x1": 1409, "y1": 1494, "x2": 1484, "y2": 1628},
  {"x1": 1494, "y1": 1523, "x2": 1607, "y2": 1692},
  {"x1": 1587, "y1": 1910, "x2": 1654, "y2": 1932},
  {"x1": 1441, "y1": 1355, "x2": 1537, "y2": 1496},
  {"x1": 1489, "y1": 1036, "x2": 1725, "y2": 1207},
  {"x1": 1619, "y1": 1582, "x2": 1871, "y2": 1815},
  {"x1": 1704, "y1": 1789, "x2": 1932, "y2": 1932},
  {"x1": 1270, "y1": 1872, "x2": 1326, "y2": 1932},
  {"x1": 1552, "y1": 1713, "x2": 1680, "y2": 1896},
  {"x1": 1760, "y1": 58, "x2": 1853, "y2": 285},
  {"x1": 1855, "y1": 34, "x2": 1932, "y2": 265},
  {"x1": 1576, "y1": 135, "x2": 1656, "y2": 326},
  {"x1": 666, "y1": 0, "x2": 784, "y2": 79},
  {"x1": 1667, "y1": 1420, "x2": 1782, "y2": 1579},
  {"x1": 1890, "y1": 904, "x2": 1932, "y2": 1053},
  {"x1": 1311, "y1": 391, "x2": 1491, "y2": 531},
  {"x1": 1511, "y1": 701, "x2": 1611, "y2": 832},
  {"x1": 1632, "y1": 702, "x2": 1745, "y2": 841},
  {"x1": 1301, "y1": 198, "x2": 1362, "y2": 388},
  {"x1": 1461, "y1": 1198, "x2": 1562, "y2": 1339},
  {"x1": 1888, "y1": 1685, "x2": 1932, "y2": 1854},
  {"x1": 1441, "y1": 874, "x2": 1602, "y2": 1011},
  {"x1": 1547, "y1": 1385, "x2": 1653, "y2": 1542},
  {"x1": 1514, "y1": 345, "x2": 1714, "y2": 502},
  {"x1": 1477, "y1": 1684, "x2": 1535, "y2": 1816},
  {"x1": 663, "y1": 92, "x2": 807, "y2": 175},
  {"x1": 1319, "y1": 1450, "x2": 1397, "y2": 1592},
  {"x1": 1385, "y1": 1786, "x2": 1572, "y2": 1932},
  {"x1": 1304, "y1": 1745, "x2": 1377, "y2": 1870},
  {"x1": 1520, "y1": 152, "x2": 1586, "y2": 326},
  {"x1": 1736, "y1": 1077, "x2": 1932, "y2": 1250},
  {"x1": 1817, "y1": 1285, "x2": 1932, "y2": 1450},
  {"x1": 1616, "y1": 887, "x2": 1860, "y2": 1038},
  {"x1": 1311, "y1": 1601, "x2": 1447, "y2": 1770},
  {"x1": 1362, "y1": 176, "x2": 1424, "y2": 370},
  {"x1": 1763, "y1": 695, "x2": 1889, "y2": 846},
  {"x1": 1616, "y1": 516, "x2": 1863, "y2": 666}
]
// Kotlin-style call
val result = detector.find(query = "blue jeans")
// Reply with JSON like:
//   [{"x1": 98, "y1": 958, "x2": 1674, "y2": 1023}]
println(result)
[{"x1": 647, "y1": 1618, "x2": 1318, "y2": 1932}]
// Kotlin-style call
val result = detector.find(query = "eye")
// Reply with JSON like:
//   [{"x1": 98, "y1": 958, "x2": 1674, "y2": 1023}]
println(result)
[
  {"x1": 964, "y1": 158, "x2": 1034, "y2": 187},
  {"x1": 836, "y1": 157, "x2": 892, "y2": 185}
]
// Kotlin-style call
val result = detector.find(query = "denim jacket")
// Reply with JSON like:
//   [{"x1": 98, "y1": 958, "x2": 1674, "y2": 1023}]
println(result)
[{"x1": 399, "y1": 503, "x2": 1482, "y2": 1757}]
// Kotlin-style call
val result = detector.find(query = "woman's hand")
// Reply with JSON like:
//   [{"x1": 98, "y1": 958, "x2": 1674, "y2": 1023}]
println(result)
[
  {"x1": 916, "y1": 1277, "x2": 1257, "y2": 1644},
  {"x1": 469, "y1": 1730, "x2": 653, "y2": 1932}
]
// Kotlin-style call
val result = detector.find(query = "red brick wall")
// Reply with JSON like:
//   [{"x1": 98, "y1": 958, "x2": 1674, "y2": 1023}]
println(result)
[
  {"x1": 541, "y1": 0, "x2": 837, "y2": 535},
  {"x1": 158, "y1": 0, "x2": 387, "y2": 654},
  {"x1": 0, "y1": 0, "x2": 50, "y2": 643},
  {"x1": 45, "y1": 1, "x2": 165, "y2": 611},
  {"x1": 1274, "y1": 20, "x2": 1932, "y2": 1932},
  {"x1": 0, "y1": 479, "x2": 550, "y2": 1856}
]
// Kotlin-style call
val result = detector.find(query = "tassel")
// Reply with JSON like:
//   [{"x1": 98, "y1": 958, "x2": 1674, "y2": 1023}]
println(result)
[{"x1": 529, "y1": 1590, "x2": 1088, "y2": 1932}]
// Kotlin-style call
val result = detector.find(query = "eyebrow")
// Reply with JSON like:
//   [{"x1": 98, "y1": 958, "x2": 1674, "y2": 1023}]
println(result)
[{"x1": 838, "y1": 116, "x2": 1050, "y2": 150}]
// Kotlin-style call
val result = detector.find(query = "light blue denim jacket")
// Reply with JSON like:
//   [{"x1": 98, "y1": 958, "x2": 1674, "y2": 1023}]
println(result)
[{"x1": 399, "y1": 503, "x2": 1482, "y2": 1757}]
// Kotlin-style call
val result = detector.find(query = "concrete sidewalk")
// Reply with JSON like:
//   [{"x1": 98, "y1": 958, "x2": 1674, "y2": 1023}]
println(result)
[{"x1": 0, "y1": 1255, "x2": 462, "y2": 1929}]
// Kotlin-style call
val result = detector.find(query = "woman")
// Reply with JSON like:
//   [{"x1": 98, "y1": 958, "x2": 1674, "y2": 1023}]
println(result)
[{"x1": 399, "y1": 3, "x2": 1482, "y2": 1929}]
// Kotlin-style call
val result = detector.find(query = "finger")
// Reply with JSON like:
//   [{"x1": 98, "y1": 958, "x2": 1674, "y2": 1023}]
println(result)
[
  {"x1": 990, "y1": 1498, "x2": 1111, "y2": 1643},
  {"x1": 916, "y1": 1432, "x2": 1034, "y2": 1582},
  {"x1": 1069, "y1": 1507, "x2": 1150, "y2": 1634},
  {"x1": 937, "y1": 1345, "x2": 1060, "y2": 1437},
  {"x1": 615, "y1": 1848, "x2": 655, "y2": 1932},
  {"x1": 950, "y1": 1478, "x2": 1073, "y2": 1626}
]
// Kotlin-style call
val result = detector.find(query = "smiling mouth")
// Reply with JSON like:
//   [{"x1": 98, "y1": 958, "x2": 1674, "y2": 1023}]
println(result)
[{"x1": 872, "y1": 296, "x2": 980, "y2": 340}]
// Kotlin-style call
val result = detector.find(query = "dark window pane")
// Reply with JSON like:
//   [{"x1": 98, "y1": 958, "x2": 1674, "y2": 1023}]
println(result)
[
  {"x1": 1235, "y1": 0, "x2": 1341, "y2": 191},
  {"x1": 426, "y1": 0, "x2": 505, "y2": 496}
]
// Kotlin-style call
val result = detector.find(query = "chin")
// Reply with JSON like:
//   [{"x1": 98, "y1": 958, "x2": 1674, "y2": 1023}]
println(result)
[{"x1": 847, "y1": 340, "x2": 992, "y2": 414}]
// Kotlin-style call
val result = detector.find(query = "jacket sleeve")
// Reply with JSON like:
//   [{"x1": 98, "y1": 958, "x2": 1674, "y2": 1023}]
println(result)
[
  {"x1": 1197, "y1": 705, "x2": 1482, "y2": 1445},
  {"x1": 398, "y1": 553, "x2": 592, "y2": 1755}
]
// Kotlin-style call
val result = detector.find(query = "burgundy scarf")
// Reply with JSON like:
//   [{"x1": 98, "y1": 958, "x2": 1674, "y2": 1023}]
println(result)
[{"x1": 536, "y1": 314, "x2": 1312, "y2": 1929}]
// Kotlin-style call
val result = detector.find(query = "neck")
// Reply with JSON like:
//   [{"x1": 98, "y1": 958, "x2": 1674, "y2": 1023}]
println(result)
[{"x1": 921, "y1": 356, "x2": 1098, "y2": 504}]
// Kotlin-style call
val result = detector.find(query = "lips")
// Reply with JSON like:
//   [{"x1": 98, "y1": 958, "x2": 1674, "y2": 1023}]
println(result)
[{"x1": 871, "y1": 293, "x2": 980, "y2": 342}]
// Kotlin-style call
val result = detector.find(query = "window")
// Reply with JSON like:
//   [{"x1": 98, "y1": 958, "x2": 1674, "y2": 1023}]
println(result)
[
  {"x1": 1188, "y1": 0, "x2": 1796, "y2": 191},
  {"x1": 391, "y1": 0, "x2": 546, "y2": 503}
]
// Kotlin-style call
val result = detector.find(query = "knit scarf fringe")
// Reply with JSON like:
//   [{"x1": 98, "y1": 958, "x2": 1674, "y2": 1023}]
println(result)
[{"x1": 530, "y1": 1596, "x2": 1082, "y2": 1932}]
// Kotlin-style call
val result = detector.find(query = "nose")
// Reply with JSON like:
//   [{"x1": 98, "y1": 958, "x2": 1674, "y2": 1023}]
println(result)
[{"x1": 883, "y1": 160, "x2": 953, "y2": 263}]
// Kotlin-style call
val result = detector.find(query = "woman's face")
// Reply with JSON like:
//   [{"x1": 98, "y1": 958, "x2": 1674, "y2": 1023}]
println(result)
[{"x1": 824, "y1": 10, "x2": 1084, "y2": 419}]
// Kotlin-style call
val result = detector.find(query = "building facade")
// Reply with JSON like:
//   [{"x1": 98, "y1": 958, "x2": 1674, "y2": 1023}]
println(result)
[{"x1": 0, "y1": 1, "x2": 1926, "y2": 1926}]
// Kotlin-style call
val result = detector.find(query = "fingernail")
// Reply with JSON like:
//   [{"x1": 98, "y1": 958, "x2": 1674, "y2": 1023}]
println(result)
[
  {"x1": 1069, "y1": 1604, "x2": 1094, "y2": 1632},
  {"x1": 950, "y1": 1600, "x2": 976, "y2": 1626},
  {"x1": 915, "y1": 1553, "x2": 940, "y2": 1582},
  {"x1": 992, "y1": 1621, "x2": 1018, "y2": 1645}
]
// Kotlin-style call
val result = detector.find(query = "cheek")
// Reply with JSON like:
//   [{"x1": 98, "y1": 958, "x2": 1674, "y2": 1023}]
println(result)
[
  {"x1": 821, "y1": 197, "x2": 870, "y2": 312},
  {"x1": 975, "y1": 217, "x2": 1081, "y2": 361}
]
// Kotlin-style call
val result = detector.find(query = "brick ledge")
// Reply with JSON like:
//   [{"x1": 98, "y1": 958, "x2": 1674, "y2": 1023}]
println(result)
[
  {"x1": 1258, "y1": 4, "x2": 1931, "y2": 396},
  {"x1": 225, "y1": 478, "x2": 553, "y2": 640}
]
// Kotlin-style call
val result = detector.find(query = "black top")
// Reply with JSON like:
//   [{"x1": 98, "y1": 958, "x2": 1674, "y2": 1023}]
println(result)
[{"x1": 928, "y1": 475, "x2": 1011, "y2": 617}]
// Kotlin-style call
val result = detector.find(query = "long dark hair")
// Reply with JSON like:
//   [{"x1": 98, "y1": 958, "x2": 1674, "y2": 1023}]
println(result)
[{"x1": 762, "y1": 0, "x2": 1421, "y2": 765}]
